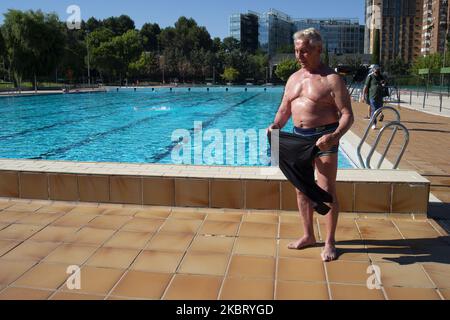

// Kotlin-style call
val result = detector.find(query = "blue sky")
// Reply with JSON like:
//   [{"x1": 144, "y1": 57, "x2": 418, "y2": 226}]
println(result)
[{"x1": 0, "y1": 0, "x2": 365, "y2": 39}]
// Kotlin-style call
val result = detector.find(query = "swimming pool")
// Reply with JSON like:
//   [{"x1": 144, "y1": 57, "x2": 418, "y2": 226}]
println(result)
[{"x1": 0, "y1": 87, "x2": 354, "y2": 168}]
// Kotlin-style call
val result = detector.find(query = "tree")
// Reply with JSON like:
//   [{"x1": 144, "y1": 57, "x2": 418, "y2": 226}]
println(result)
[
  {"x1": 90, "y1": 30, "x2": 143, "y2": 82},
  {"x1": 103, "y1": 15, "x2": 135, "y2": 36},
  {"x1": 275, "y1": 59, "x2": 299, "y2": 81},
  {"x1": 85, "y1": 17, "x2": 102, "y2": 33},
  {"x1": 371, "y1": 29, "x2": 380, "y2": 65},
  {"x1": 140, "y1": 23, "x2": 161, "y2": 52},
  {"x1": 221, "y1": 67, "x2": 239, "y2": 83},
  {"x1": 276, "y1": 44, "x2": 294, "y2": 54},
  {"x1": 248, "y1": 53, "x2": 269, "y2": 81},
  {"x1": 128, "y1": 51, "x2": 159, "y2": 79},
  {"x1": 222, "y1": 37, "x2": 240, "y2": 52},
  {"x1": 0, "y1": 31, "x2": 5, "y2": 57},
  {"x1": 385, "y1": 55, "x2": 409, "y2": 75},
  {"x1": 410, "y1": 53, "x2": 443, "y2": 74},
  {"x1": 2, "y1": 9, "x2": 66, "y2": 89}
]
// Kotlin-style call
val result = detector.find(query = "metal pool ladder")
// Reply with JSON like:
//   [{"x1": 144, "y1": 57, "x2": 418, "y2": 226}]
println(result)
[{"x1": 356, "y1": 106, "x2": 410, "y2": 169}]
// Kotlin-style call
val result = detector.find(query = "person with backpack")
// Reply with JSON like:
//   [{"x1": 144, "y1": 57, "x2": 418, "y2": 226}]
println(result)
[{"x1": 363, "y1": 64, "x2": 388, "y2": 129}]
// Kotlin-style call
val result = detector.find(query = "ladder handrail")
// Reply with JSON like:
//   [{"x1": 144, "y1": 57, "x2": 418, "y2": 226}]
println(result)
[
  {"x1": 365, "y1": 121, "x2": 410, "y2": 169},
  {"x1": 356, "y1": 106, "x2": 401, "y2": 168}
]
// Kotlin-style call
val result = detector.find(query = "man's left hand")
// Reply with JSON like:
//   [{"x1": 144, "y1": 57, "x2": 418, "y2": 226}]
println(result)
[{"x1": 316, "y1": 133, "x2": 339, "y2": 151}]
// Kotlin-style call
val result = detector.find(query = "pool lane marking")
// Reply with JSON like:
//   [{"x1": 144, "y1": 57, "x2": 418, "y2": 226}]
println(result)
[
  {"x1": 5, "y1": 91, "x2": 209, "y2": 124},
  {"x1": 147, "y1": 92, "x2": 262, "y2": 162},
  {"x1": 27, "y1": 94, "x2": 241, "y2": 160},
  {"x1": 0, "y1": 92, "x2": 216, "y2": 141}
]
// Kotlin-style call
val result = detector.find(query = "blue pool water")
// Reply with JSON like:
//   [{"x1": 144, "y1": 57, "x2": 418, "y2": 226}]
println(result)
[{"x1": 0, "y1": 87, "x2": 354, "y2": 168}]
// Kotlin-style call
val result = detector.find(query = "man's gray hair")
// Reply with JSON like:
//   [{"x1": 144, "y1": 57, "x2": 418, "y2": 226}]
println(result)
[{"x1": 293, "y1": 28, "x2": 323, "y2": 48}]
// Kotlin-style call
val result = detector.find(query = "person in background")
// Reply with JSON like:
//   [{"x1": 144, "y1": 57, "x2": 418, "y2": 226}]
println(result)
[{"x1": 363, "y1": 64, "x2": 386, "y2": 129}]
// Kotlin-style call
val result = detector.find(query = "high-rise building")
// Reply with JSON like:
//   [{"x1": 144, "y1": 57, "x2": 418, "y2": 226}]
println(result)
[
  {"x1": 229, "y1": 12, "x2": 259, "y2": 52},
  {"x1": 421, "y1": 0, "x2": 449, "y2": 55},
  {"x1": 366, "y1": 0, "x2": 423, "y2": 65},
  {"x1": 257, "y1": 9, "x2": 294, "y2": 56},
  {"x1": 229, "y1": 9, "x2": 365, "y2": 57},
  {"x1": 293, "y1": 18, "x2": 365, "y2": 54}
]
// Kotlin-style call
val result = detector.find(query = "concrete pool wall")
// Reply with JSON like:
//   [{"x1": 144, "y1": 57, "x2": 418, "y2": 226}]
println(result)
[{"x1": 0, "y1": 159, "x2": 430, "y2": 216}]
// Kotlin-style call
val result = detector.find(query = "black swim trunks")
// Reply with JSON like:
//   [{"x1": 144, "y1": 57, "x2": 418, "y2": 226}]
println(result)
[
  {"x1": 293, "y1": 122, "x2": 339, "y2": 157},
  {"x1": 267, "y1": 129, "x2": 334, "y2": 215}
]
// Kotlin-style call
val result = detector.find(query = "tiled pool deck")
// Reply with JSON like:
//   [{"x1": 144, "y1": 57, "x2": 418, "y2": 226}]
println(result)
[
  {"x1": 0, "y1": 99, "x2": 449, "y2": 300},
  {"x1": 0, "y1": 198, "x2": 449, "y2": 300}
]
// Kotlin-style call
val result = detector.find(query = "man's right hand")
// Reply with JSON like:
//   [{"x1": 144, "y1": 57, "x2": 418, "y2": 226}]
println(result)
[{"x1": 267, "y1": 123, "x2": 280, "y2": 135}]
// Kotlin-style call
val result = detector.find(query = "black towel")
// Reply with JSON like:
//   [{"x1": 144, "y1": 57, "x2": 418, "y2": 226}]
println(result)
[{"x1": 268, "y1": 131, "x2": 333, "y2": 215}]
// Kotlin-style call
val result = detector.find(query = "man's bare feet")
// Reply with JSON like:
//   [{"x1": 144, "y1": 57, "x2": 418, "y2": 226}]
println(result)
[
  {"x1": 288, "y1": 235, "x2": 316, "y2": 250},
  {"x1": 321, "y1": 243, "x2": 337, "y2": 262}
]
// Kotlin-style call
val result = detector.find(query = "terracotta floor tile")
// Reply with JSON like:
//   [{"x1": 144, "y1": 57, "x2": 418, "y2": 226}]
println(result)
[
  {"x1": 134, "y1": 208, "x2": 171, "y2": 219},
  {"x1": 394, "y1": 220, "x2": 441, "y2": 239},
  {"x1": 279, "y1": 223, "x2": 304, "y2": 239},
  {"x1": 384, "y1": 287, "x2": 441, "y2": 300},
  {"x1": 0, "y1": 259, "x2": 37, "y2": 285},
  {"x1": 85, "y1": 247, "x2": 140, "y2": 269},
  {"x1": 50, "y1": 291, "x2": 105, "y2": 300},
  {"x1": 5, "y1": 203, "x2": 43, "y2": 213},
  {"x1": 60, "y1": 266, "x2": 125, "y2": 295},
  {"x1": 278, "y1": 239, "x2": 323, "y2": 259},
  {"x1": 121, "y1": 218, "x2": 165, "y2": 233},
  {"x1": 242, "y1": 214, "x2": 279, "y2": 224},
  {"x1": 330, "y1": 284, "x2": 385, "y2": 300},
  {"x1": 67, "y1": 207, "x2": 105, "y2": 215},
  {"x1": 326, "y1": 260, "x2": 371, "y2": 285},
  {"x1": 103, "y1": 231, "x2": 152, "y2": 250},
  {"x1": 65, "y1": 227, "x2": 115, "y2": 246},
  {"x1": 145, "y1": 233, "x2": 194, "y2": 252},
  {"x1": 378, "y1": 262, "x2": 435, "y2": 288},
  {"x1": 179, "y1": 252, "x2": 229, "y2": 276},
  {"x1": 234, "y1": 237, "x2": 276, "y2": 257},
  {"x1": 277, "y1": 258, "x2": 326, "y2": 282},
  {"x1": 205, "y1": 212, "x2": 243, "y2": 223},
  {"x1": 422, "y1": 263, "x2": 450, "y2": 288},
  {"x1": 199, "y1": 221, "x2": 240, "y2": 236},
  {"x1": 220, "y1": 277, "x2": 274, "y2": 300},
  {"x1": 36, "y1": 205, "x2": 75, "y2": 214},
  {"x1": 52, "y1": 212, "x2": 98, "y2": 228},
  {"x1": 2, "y1": 241, "x2": 59, "y2": 261},
  {"x1": 0, "y1": 211, "x2": 30, "y2": 224},
  {"x1": 29, "y1": 226, "x2": 79, "y2": 243},
  {"x1": 440, "y1": 288, "x2": 450, "y2": 300},
  {"x1": 131, "y1": 250, "x2": 184, "y2": 273},
  {"x1": 335, "y1": 245, "x2": 370, "y2": 262},
  {"x1": 159, "y1": 219, "x2": 203, "y2": 234},
  {"x1": 163, "y1": 274, "x2": 222, "y2": 300},
  {"x1": 169, "y1": 211, "x2": 206, "y2": 220},
  {"x1": 102, "y1": 208, "x2": 138, "y2": 217},
  {"x1": 276, "y1": 281, "x2": 329, "y2": 300},
  {"x1": 0, "y1": 287, "x2": 53, "y2": 300},
  {"x1": 111, "y1": 271, "x2": 172, "y2": 299},
  {"x1": 190, "y1": 235, "x2": 234, "y2": 253},
  {"x1": 43, "y1": 244, "x2": 98, "y2": 265},
  {"x1": 14, "y1": 262, "x2": 70, "y2": 290},
  {"x1": 279, "y1": 213, "x2": 300, "y2": 224},
  {"x1": 367, "y1": 244, "x2": 417, "y2": 264},
  {"x1": 16, "y1": 212, "x2": 64, "y2": 226},
  {"x1": 86, "y1": 215, "x2": 131, "y2": 230},
  {"x1": 238, "y1": 222, "x2": 278, "y2": 238},
  {"x1": 0, "y1": 224, "x2": 43, "y2": 241},
  {"x1": 228, "y1": 255, "x2": 275, "y2": 279},
  {"x1": 0, "y1": 239, "x2": 21, "y2": 256}
]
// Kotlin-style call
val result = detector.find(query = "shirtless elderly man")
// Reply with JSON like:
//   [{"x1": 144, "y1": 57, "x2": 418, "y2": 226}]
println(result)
[{"x1": 268, "y1": 28, "x2": 354, "y2": 261}]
